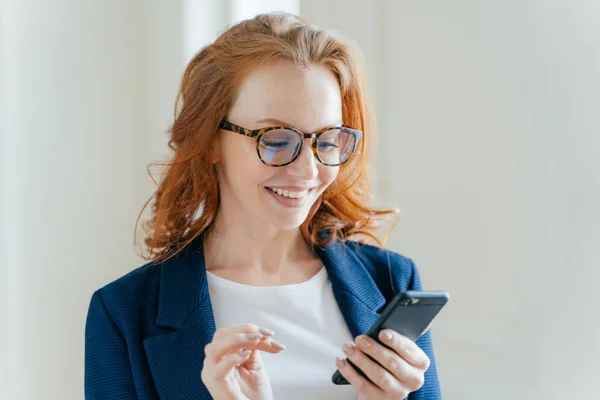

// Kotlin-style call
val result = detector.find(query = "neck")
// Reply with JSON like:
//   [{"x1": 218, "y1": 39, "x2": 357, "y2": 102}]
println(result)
[{"x1": 203, "y1": 213, "x2": 316, "y2": 277}]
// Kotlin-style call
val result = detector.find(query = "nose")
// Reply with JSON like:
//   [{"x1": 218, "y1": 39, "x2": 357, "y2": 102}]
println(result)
[{"x1": 285, "y1": 141, "x2": 319, "y2": 180}]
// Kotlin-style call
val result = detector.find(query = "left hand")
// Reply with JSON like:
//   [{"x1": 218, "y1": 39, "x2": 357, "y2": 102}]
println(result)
[{"x1": 335, "y1": 329, "x2": 430, "y2": 400}]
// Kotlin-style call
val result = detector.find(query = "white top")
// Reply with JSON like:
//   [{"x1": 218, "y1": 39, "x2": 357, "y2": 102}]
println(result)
[{"x1": 206, "y1": 266, "x2": 358, "y2": 399}]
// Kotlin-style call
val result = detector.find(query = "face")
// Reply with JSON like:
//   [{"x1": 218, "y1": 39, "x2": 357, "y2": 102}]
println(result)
[{"x1": 213, "y1": 59, "x2": 342, "y2": 231}]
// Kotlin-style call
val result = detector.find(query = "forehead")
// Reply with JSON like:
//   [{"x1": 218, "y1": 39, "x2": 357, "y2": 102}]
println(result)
[{"x1": 229, "y1": 60, "x2": 343, "y2": 132}]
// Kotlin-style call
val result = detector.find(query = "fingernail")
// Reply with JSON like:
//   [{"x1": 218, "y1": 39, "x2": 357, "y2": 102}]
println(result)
[
  {"x1": 259, "y1": 327, "x2": 274, "y2": 336},
  {"x1": 356, "y1": 336, "x2": 371, "y2": 349},
  {"x1": 335, "y1": 357, "x2": 345, "y2": 369},
  {"x1": 271, "y1": 340, "x2": 286, "y2": 350},
  {"x1": 381, "y1": 330, "x2": 393, "y2": 341},
  {"x1": 246, "y1": 333, "x2": 261, "y2": 340},
  {"x1": 342, "y1": 342, "x2": 355, "y2": 356},
  {"x1": 239, "y1": 349, "x2": 251, "y2": 357}
]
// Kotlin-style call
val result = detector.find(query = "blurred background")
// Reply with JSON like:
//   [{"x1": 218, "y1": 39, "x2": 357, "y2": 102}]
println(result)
[{"x1": 1, "y1": 0, "x2": 599, "y2": 399}]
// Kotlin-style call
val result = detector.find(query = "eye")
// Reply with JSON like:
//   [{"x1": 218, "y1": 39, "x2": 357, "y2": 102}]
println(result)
[
  {"x1": 261, "y1": 140, "x2": 291, "y2": 150},
  {"x1": 317, "y1": 141, "x2": 339, "y2": 151}
]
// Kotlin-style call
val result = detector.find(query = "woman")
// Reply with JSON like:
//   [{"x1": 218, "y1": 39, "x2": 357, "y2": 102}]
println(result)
[{"x1": 85, "y1": 12, "x2": 441, "y2": 400}]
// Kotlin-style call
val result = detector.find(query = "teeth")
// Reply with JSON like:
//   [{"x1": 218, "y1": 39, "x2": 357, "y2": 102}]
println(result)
[{"x1": 269, "y1": 187, "x2": 308, "y2": 199}]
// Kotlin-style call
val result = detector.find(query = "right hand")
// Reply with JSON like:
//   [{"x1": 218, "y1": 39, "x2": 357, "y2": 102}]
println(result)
[{"x1": 201, "y1": 323, "x2": 286, "y2": 400}]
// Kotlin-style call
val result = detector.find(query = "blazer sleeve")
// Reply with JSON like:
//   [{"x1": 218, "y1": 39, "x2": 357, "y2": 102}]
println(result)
[
  {"x1": 407, "y1": 258, "x2": 442, "y2": 400},
  {"x1": 85, "y1": 289, "x2": 138, "y2": 399}
]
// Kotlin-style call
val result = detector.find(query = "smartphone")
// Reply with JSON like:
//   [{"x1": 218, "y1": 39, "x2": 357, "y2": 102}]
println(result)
[{"x1": 331, "y1": 290, "x2": 449, "y2": 385}]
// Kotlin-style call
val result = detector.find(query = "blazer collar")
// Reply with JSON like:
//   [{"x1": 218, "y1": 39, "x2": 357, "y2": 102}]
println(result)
[
  {"x1": 144, "y1": 238, "x2": 386, "y2": 400},
  {"x1": 153, "y1": 238, "x2": 209, "y2": 329}
]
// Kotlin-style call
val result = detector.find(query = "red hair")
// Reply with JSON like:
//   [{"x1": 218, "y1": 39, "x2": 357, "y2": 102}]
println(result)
[{"x1": 136, "y1": 12, "x2": 399, "y2": 262}]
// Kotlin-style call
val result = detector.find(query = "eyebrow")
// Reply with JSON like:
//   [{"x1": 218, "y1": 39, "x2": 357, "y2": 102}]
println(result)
[{"x1": 255, "y1": 117, "x2": 343, "y2": 130}]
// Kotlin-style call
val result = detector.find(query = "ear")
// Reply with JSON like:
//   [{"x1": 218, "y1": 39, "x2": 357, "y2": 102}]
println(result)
[{"x1": 210, "y1": 136, "x2": 221, "y2": 164}]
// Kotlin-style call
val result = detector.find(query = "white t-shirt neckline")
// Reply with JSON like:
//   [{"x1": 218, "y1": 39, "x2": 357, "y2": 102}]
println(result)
[{"x1": 205, "y1": 266, "x2": 328, "y2": 294}]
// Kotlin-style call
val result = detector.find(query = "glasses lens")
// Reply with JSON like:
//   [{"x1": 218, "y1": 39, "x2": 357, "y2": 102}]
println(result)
[
  {"x1": 258, "y1": 129, "x2": 302, "y2": 165},
  {"x1": 316, "y1": 128, "x2": 357, "y2": 165}
]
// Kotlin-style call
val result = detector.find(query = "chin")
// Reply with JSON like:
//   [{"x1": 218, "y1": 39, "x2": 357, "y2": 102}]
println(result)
[
  {"x1": 262, "y1": 206, "x2": 313, "y2": 231},
  {"x1": 268, "y1": 213, "x2": 309, "y2": 231}
]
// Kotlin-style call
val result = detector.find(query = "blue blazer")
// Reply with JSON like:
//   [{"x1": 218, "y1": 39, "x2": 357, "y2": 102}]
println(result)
[{"x1": 85, "y1": 238, "x2": 441, "y2": 399}]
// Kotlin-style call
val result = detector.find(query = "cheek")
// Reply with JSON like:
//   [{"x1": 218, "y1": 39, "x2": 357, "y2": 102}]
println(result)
[
  {"x1": 222, "y1": 141, "x2": 274, "y2": 188},
  {"x1": 318, "y1": 165, "x2": 339, "y2": 188}
]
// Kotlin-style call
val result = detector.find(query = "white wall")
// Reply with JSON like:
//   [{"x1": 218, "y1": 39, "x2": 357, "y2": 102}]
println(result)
[
  {"x1": 0, "y1": 0, "x2": 186, "y2": 398},
  {"x1": 301, "y1": 1, "x2": 600, "y2": 399}
]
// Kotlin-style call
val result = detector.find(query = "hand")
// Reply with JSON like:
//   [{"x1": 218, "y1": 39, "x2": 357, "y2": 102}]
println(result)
[
  {"x1": 335, "y1": 329, "x2": 430, "y2": 400},
  {"x1": 201, "y1": 323, "x2": 286, "y2": 400}
]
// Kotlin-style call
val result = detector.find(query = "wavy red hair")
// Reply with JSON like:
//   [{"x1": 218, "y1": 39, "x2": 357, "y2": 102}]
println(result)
[{"x1": 135, "y1": 12, "x2": 399, "y2": 262}]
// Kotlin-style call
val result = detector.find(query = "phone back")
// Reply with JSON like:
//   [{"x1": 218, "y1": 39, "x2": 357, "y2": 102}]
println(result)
[{"x1": 376, "y1": 302, "x2": 444, "y2": 342}]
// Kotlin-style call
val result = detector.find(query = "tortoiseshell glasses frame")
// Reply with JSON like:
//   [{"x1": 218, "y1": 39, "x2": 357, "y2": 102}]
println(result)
[{"x1": 219, "y1": 120, "x2": 363, "y2": 167}]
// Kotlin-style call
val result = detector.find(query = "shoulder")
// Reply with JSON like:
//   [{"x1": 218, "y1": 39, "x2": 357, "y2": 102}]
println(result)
[
  {"x1": 88, "y1": 259, "x2": 163, "y2": 332},
  {"x1": 342, "y1": 240, "x2": 424, "y2": 294},
  {"x1": 343, "y1": 240, "x2": 416, "y2": 273},
  {"x1": 88, "y1": 243, "x2": 206, "y2": 334},
  {"x1": 95, "y1": 260, "x2": 162, "y2": 305}
]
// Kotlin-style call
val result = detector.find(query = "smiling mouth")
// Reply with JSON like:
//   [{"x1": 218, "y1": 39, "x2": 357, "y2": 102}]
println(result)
[{"x1": 265, "y1": 186, "x2": 316, "y2": 199}]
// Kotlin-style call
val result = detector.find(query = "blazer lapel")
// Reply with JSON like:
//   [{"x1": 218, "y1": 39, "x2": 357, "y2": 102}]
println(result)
[
  {"x1": 315, "y1": 241, "x2": 387, "y2": 338},
  {"x1": 143, "y1": 240, "x2": 216, "y2": 400}
]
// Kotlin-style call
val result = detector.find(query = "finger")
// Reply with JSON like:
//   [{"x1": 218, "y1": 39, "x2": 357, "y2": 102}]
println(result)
[
  {"x1": 378, "y1": 330, "x2": 430, "y2": 370},
  {"x1": 342, "y1": 341, "x2": 404, "y2": 395},
  {"x1": 355, "y1": 335, "x2": 425, "y2": 391},
  {"x1": 213, "y1": 323, "x2": 274, "y2": 339},
  {"x1": 255, "y1": 336, "x2": 286, "y2": 352},
  {"x1": 205, "y1": 331, "x2": 285, "y2": 361},
  {"x1": 335, "y1": 356, "x2": 383, "y2": 399},
  {"x1": 211, "y1": 349, "x2": 253, "y2": 381}
]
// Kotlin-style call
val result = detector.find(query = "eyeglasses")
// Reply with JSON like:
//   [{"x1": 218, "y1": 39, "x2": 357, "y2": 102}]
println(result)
[{"x1": 219, "y1": 120, "x2": 363, "y2": 167}]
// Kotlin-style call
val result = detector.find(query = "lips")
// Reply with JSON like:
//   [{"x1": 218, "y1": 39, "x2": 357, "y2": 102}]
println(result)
[
  {"x1": 263, "y1": 185, "x2": 319, "y2": 209},
  {"x1": 267, "y1": 187, "x2": 307, "y2": 199}
]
